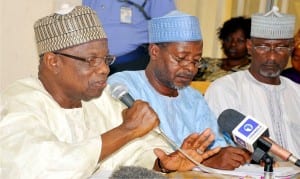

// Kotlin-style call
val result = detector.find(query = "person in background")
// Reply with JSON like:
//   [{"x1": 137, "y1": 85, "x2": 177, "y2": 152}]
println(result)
[
  {"x1": 83, "y1": 0, "x2": 176, "y2": 75},
  {"x1": 281, "y1": 29, "x2": 300, "y2": 84},
  {"x1": 0, "y1": 6, "x2": 220, "y2": 178},
  {"x1": 195, "y1": 16, "x2": 251, "y2": 81},
  {"x1": 205, "y1": 7, "x2": 300, "y2": 158},
  {"x1": 109, "y1": 10, "x2": 251, "y2": 170}
]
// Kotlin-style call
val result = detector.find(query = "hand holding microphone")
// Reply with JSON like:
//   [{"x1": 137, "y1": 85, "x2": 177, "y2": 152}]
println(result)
[{"x1": 110, "y1": 83, "x2": 159, "y2": 138}]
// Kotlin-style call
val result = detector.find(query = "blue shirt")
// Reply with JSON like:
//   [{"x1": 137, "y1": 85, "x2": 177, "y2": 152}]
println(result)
[
  {"x1": 83, "y1": 0, "x2": 176, "y2": 56},
  {"x1": 108, "y1": 71, "x2": 228, "y2": 148}
]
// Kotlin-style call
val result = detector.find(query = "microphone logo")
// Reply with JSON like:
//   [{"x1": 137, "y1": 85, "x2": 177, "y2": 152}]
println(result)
[
  {"x1": 238, "y1": 118, "x2": 259, "y2": 137},
  {"x1": 244, "y1": 124, "x2": 253, "y2": 132},
  {"x1": 232, "y1": 116, "x2": 268, "y2": 152}
]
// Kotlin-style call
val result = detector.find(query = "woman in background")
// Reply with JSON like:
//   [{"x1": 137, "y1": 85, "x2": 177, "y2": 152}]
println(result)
[{"x1": 195, "y1": 16, "x2": 251, "y2": 81}]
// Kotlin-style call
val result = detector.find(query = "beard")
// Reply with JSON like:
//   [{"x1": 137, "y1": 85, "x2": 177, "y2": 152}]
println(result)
[
  {"x1": 171, "y1": 84, "x2": 188, "y2": 90},
  {"x1": 171, "y1": 71, "x2": 194, "y2": 90},
  {"x1": 259, "y1": 69, "x2": 281, "y2": 78},
  {"x1": 259, "y1": 62, "x2": 282, "y2": 78}
]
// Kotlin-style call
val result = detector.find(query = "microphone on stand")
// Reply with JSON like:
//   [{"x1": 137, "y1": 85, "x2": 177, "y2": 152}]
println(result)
[{"x1": 217, "y1": 109, "x2": 300, "y2": 167}]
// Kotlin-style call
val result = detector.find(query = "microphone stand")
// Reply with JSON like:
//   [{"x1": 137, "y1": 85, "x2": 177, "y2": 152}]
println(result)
[
  {"x1": 252, "y1": 147, "x2": 274, "y2": 179},
  {"x1": 252, "y1": 143, "x2": 274, "y2": 179},
  {"x1": 263, "y1": 153, "x2": 273, "y2": 179}
]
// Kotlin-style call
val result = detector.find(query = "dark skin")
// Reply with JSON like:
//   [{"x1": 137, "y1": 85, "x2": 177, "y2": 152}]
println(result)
[
  {"x1": 202, "y1": 146, "x2": 250, "y2": 170},
  {"x1": 153, "y1": 128, "x2": 221, "y2": 172},
  {"x1": 221, "y1": 29, "x2": 250, "y2": 70},
  {"x1": 38, "y1": 39, "x2": 220, "y2": 171},
  {"x1": 146, "y1": 41, "x2": 251, "y2": 170},
  {"x1": 146, "y1": 41, "x2": 202, "y2": 97},
  {"x1": 247, "y1": 37, "x2": 293, "y2": 85}
]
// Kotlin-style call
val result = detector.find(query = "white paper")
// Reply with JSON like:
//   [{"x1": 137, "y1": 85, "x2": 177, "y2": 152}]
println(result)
[{"x1": 193, "y1": 163, "x2": 300, "y2": 178}]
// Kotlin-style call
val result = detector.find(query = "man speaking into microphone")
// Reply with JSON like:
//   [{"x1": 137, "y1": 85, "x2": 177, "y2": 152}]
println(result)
[{"x1": 205, "y1": 6, "x2": 300, "y2": 159}]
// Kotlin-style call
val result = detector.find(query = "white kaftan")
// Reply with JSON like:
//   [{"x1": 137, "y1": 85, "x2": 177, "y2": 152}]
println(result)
[
  {"x1": 0, "y1": 77, "x2": 170, "y2": 179},
  {"x1": 205, "y1": 70, "x2": 300, "y2": 158}
]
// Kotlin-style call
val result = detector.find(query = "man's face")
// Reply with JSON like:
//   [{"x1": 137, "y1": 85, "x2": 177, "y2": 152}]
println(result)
[
  {"x1": 222, "y1": 29, "x2": 248, "y2": 60},
  {"x1": 53, "y1": 39, "x2": 110, "y2": 102},
  {"x1": 247, "y1": 38, "x2": 292, "y2": 83},
  {"x1": 152, "y1": 41, "x2": 203, "y2": 90}
]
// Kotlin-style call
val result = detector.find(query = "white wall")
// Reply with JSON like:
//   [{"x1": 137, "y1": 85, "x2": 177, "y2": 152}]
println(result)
[
  {"x1": 0, "y1": 1, "x2": 3, "y2": 88},
  {"x1": 0, "y1": 0, "x2": 84, "y2": 91},
  {"x1": 0, "y1": 1, "x2": 4, "y2": 90},
  {"x1": 0, "y1": 0, "x2": 55, "y2": 90}
]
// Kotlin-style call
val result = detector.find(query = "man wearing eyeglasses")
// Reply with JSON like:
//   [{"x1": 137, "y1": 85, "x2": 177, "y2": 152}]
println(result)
[
  {"x1": 108, "y1": 10, "x2": 251, "y2": 170},
  {"x1": 205, "y1": 7, "x2": 300, "y2": 159},
  {"x1": 0, "y1": 6, "x2": 220, "y2": 178}
]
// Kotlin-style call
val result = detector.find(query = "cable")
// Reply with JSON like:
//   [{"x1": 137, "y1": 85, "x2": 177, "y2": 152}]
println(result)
[{"x1": 153, "y1": 128, "x2": 216, "y2": 173}]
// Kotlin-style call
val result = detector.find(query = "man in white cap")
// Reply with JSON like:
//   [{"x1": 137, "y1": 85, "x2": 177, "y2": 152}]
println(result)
[
  {"x1": 205, "y1": 7, "x2": 300, "y2": 159},
  {"x1": 109, "y1": 10, "x2": 251, "y2": 170},
  {"x1": 0, "y1": 6, "x2": 220, "y2": 178}
]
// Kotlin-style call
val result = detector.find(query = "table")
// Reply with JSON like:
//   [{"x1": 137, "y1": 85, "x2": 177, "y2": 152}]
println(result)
[{"x1": 165, "y1": 162, "x2": 300, "y2": 179}]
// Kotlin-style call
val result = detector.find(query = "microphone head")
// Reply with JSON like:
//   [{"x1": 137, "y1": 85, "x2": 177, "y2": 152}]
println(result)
[
  {"x1": 110, "y1": 83, "x2": 128, "y2": 100},
  {"x1": 109, "y1": 166, "x2": 167, "y2": 179},
  {"x1": 217, "y1": 109, "x2": 245, "y2": 133}
]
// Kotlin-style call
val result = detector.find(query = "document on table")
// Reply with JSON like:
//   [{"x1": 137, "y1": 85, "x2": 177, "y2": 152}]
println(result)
[{"x1": 193, "y1": 163, "x2": 300, "y2": 178}]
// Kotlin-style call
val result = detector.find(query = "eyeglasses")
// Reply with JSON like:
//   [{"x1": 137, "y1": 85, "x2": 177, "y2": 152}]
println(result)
[
  {"x1": 53, "y1": 52, "x2": 116, "y2": 67},
  {"x1": 253, "y1": 45, "x2": 292, "y2": 55},
  {"x1": 165, "y1": 49, "x2": 202, "y2": 68}
]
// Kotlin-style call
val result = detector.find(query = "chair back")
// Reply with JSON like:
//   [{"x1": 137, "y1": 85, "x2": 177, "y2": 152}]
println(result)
[{"x1": 190, "y1": 81, "x2": 211, "y2": 94}]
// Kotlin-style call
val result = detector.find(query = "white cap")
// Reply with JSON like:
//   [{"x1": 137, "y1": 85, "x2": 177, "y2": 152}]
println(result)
[{"x1": 251, "y1": 6, "x2": 295, "y2": 39}]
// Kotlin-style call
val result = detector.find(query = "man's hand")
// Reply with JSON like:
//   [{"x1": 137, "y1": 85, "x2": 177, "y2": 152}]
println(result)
[
  {"x1": 202, "y1": 146, "x2": 251, "y2": 170},
  {"x1": 121, "y1": 100, "x2": 159, "y2": 138},
  {"x1": 100, "y1": 100, "x2": 159, "y2": 161},
  {"x1": 153, "y1": 128, "x2": 221, "y2": 172}
]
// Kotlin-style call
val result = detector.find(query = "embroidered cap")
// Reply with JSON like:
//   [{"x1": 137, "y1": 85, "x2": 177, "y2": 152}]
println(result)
[
  {"x1": 148, "y1": 10, "x2": 202, "y2": 43},
  {"x1": 251, "y1": 6, "x2": 295, "y2": 39},
  {"x1": 34, "y1": 5, "x2": 107, "y2": 56}
]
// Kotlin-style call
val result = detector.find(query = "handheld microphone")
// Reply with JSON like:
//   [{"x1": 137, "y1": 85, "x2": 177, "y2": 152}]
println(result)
[
  {"x1": 110, "y1": 83, "x2": 135, "y2": 107},
  {"x1": 218, "y1": 109, "x2": 300, "y2": 167}
]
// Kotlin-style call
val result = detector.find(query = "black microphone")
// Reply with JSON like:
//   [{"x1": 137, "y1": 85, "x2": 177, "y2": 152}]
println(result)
[
  {"x1": 110, "y1": 83, "x2": 135, "y2": 107},
  {"x1": 109, "y1": 166, "x2": 167, "y2": 179},
  {"x1": 218, "y1": 109, "x2": 300, "y2": 167}
]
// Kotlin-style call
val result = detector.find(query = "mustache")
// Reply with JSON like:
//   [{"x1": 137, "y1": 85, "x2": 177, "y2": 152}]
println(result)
[
  {"x1": 262, "y1": 60, "x2": 281, "y2": 67},
  {"x1": 176, "y1": 71, "x2": 195, "y2": 79}
]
